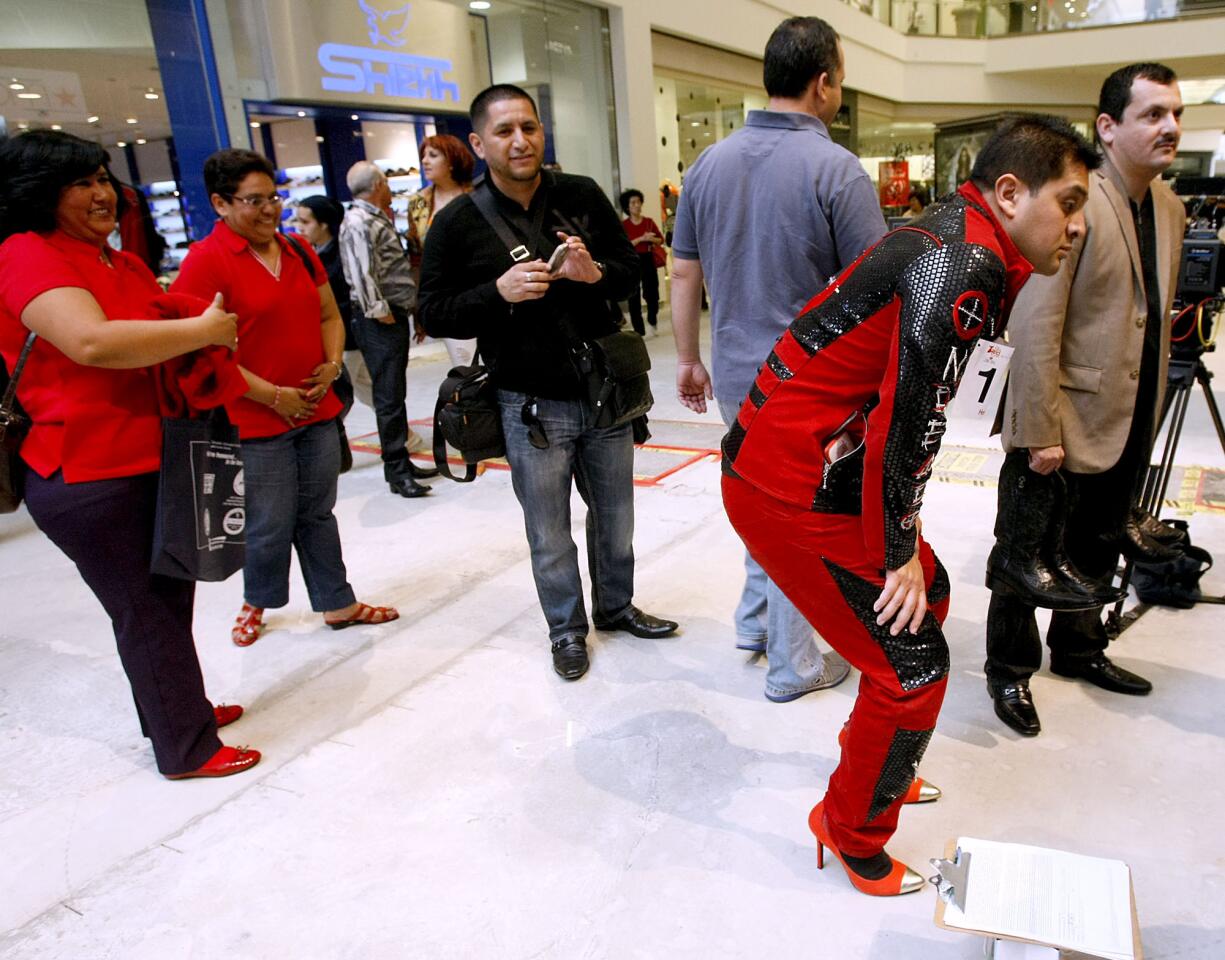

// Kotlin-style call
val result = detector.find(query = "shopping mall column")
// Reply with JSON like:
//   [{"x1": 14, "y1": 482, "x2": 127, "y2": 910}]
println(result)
[{"x1": 145, "y1": 0, "x2": 231, "y2": 241}]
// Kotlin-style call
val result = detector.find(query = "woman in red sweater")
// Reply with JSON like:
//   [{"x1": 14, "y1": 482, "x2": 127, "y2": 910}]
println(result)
[
  {"x1": 618, "y1": 188, "x2": 665, "y2": 336},
  {"x1": 173, "y1": 150, "x2": 398, "y2": 647},
  {"x1": 0, "y1": 131, "x2": 259, "y2": 780}
]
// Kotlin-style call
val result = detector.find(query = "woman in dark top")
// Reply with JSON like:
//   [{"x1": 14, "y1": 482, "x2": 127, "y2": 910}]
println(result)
[
  {"x1": 293, "y1": 195, "x2": 359, "y2": 470},
  {"x1": 0, "y1": 131, "x2": 259, "y2": 780}
]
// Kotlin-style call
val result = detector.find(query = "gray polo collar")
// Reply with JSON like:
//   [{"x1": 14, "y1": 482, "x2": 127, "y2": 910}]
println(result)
[{"x1": 744, "y1": 110, "x2": 830, "y2": 139}]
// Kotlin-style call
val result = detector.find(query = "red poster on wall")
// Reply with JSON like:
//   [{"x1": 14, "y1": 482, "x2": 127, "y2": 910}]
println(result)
[{"x1": 879, "y1": 160, "x2": 910, "y2": 207}]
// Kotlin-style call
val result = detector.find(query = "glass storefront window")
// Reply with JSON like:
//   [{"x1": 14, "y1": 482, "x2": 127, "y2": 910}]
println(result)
[{"x1": 0, "y1": 0, "x2": 186, "y2": 271}]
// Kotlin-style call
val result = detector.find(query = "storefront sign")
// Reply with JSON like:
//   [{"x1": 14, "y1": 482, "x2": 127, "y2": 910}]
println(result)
[{"x1": 259, "y1": 0, "x2": 488, "y2": 112}]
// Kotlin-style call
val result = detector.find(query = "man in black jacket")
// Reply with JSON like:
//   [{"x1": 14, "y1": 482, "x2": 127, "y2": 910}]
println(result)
[{"x1": 419, "y1": 84, "x2": 678, "y2": 680}]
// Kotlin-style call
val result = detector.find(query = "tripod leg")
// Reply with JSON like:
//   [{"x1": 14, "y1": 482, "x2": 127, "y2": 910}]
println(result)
[{"x1": 1195, "y1": 365, "x2": 1225, "y2": 455}]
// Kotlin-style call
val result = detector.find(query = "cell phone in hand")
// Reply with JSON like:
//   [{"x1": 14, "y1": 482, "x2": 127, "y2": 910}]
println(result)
[{"x1": 546, "y1": 242, "x2": 570, "y2": 274}]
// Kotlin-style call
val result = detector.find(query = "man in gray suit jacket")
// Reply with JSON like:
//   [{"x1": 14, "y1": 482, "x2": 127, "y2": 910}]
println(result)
[{"x1": 985, "y1": 63, "x2": 1186, "y2": 736}]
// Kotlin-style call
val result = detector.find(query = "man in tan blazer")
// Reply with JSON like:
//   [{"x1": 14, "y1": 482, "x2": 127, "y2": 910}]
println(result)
[{"x1": 984, "y1": 63, "x2": 1186, "y2": 736}]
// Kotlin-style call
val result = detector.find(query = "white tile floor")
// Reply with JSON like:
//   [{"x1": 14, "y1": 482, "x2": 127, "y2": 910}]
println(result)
[{"x1": 1, "y1": 312, "x2": 1223, "y2": 959}]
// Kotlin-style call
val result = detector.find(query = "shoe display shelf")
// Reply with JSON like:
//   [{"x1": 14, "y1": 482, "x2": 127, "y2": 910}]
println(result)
[
  {"x1": 379, "y1": 165, "x2": 423, "y2": 235},
  {"x1": 145, "y1": 180, "x2": 189, "y2": 269},
  {"x1": 276, "y1": 164, "x2": 327, "y2": 227}
]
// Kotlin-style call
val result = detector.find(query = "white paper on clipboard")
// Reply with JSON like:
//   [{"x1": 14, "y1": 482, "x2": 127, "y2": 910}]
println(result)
[{"x1": 948, "y1": 340, "x2": 1013, "y2": 427}]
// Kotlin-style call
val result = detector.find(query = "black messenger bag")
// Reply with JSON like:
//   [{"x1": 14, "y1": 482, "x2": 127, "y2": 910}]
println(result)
[{"x1": 433, "y1": 357, "x2": 505, "y2": 482}]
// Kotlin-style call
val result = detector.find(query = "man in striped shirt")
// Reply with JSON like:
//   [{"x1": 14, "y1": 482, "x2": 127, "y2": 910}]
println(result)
[{"x1": 339, "y1": 161, "x2": 437, "y2": 498}]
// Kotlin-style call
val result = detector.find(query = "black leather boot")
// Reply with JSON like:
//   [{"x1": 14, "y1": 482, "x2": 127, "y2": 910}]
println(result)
[
  {"x1": 1132, "y1": 506, "x2": 1188, "y2": 547},
  {"x1": 1101, "y1": 514, "x2": 1182, "y2": 563},
  {"x1": 986, "y1": 455, "x2": 1097, "y2": 611},
  {"x1": 1043, "y1": 472, "x2": 1127, "y2": 606}
]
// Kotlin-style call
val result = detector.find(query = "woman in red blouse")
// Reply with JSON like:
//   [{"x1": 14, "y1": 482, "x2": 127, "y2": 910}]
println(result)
[
  {"x1": 618, "y1": 189, "x2": 666, "y2": 336},
  {"x1": 172, "y1": 150, "x2": 398, "y2": 646},
  {"x1": 0, "y1": 131, "x2": 259, "y2": 780}
]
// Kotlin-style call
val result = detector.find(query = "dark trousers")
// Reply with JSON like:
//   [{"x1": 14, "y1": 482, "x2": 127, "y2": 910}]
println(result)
[
  {"x1": 985, "y1": 416, "x2": 1153, "y2": 681},
  {"x1": 352, "y1": 307, "x2": 412, "y2": 482},
  {"x1": 626, "y1": 253, "x2": 659, "y2": 336},
  {"x1": 22, "y1": 468, "x2": 221, "y2": 775}
]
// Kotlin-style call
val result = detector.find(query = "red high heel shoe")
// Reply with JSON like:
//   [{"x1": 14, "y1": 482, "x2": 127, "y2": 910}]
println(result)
[
  {"x1": 808, "y1": 801, "x2": 925, "y2": 896},
  {"x1": 838, "y1": 726, "x2": 941, "y2": 804},
  {"x1": 231, "y1": 604, "x2": 264, "y2": 647},
  {"x1": 214, "y1": 704, "x2": 243, "y2": 728},
  {"x1": 164, "y1": 745, "x2": 261, "y2": 781}
]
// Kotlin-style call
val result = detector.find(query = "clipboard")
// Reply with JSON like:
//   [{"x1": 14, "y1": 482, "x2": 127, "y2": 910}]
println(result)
[{"x1": 932, "y1": 840, "x2": 1144, "y2": 960}]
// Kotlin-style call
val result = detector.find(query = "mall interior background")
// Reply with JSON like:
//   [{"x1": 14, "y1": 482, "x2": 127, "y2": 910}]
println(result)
[{"x1": 1, "y1": 0, "x2": 1221, "y2": 277}]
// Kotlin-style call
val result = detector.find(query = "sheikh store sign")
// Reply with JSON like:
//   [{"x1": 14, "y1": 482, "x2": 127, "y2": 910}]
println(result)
[
  {"x1": 260, "y1": 0, "x2": 488, "y2": 111},
  {"x1": 319, "y1": 1, "x2": 460, "y2": 103}
]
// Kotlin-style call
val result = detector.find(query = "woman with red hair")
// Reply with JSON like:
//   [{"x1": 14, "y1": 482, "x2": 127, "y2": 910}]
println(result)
[{"x1": 407, "y1": 134, "x2": 477, "y2": 368}]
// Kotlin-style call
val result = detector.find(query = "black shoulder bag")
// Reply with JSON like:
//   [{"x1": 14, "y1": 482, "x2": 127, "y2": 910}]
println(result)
[
  {"x1": 0, "y1": 332, "x2": 37, "y2": 514},
  {"x1": 432, "y1": 350, "x2": 505, "y2": 482},
  {"x1": 469, "y1": 185, "x2": 653, "y2": 434}
]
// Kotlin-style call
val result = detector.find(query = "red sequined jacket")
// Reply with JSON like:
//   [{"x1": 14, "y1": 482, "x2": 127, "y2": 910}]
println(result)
[{"x1": 722, "y1": 182, "x2": 1034, "y2": 571}]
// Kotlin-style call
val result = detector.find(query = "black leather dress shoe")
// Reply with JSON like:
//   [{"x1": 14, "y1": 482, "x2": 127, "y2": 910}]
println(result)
[
  {"x1": 593, "y1": 605, "x2": 679, "y2": 639},
  {"x1": 551, "y1": 636, "x2": 589, "y2": 680},
  {"x1": 1049, "y1": 652, "x2": 1152, "y2": 695},
  {"x1": 1133, "y1": 508, "x2": 1187, "y2": 547},
  {"x1": 988, "y1": 678, "x2": 1041, "y2": 736},
  {"x1": 1101, "y1": 516, "x2": 1182, "y2": 563},
  {"x1": 389, "y1": 477, "x2": 431, "y2": 498},
  {"x1": 406, "y1": 460, "x2": 439, "y2": 480},
  {"x1": 985, "y1": 546, "x2": 1098, "y2": 611}
]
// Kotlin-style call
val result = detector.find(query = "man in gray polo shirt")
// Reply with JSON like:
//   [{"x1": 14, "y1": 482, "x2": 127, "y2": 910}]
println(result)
[{"x1": 671, "y1": 16, "x2": 886, "y2": 701}]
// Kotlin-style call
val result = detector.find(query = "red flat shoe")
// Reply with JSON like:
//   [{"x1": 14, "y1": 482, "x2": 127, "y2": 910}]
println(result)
[
  {"x1": 324, "y1": 602, "x2": 399, "y2": 631},
  {"x1": 838, "y1": 725, "x2": 941, "y2": 805},
  {"x1": 214, "y1": 704, "x2": 243, "y2": 728},
  {"x1": 808, "y1": 801, "x2": 925, "y2": 897},
  {"x1": 164, "y1": 745, "x2": 261, "y2": 781},
  {"x1": 231, "y1": 604, "x2": 264, "y2": 647}
]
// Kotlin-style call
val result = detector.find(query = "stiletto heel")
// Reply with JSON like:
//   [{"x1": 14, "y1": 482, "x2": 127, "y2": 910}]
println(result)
[{"x1": 807, "y1": 801, "x2": 926, "y2": 897}]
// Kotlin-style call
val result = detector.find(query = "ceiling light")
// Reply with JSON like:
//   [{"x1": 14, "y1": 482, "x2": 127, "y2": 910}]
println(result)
[
  {"x1": 136, "y1": 138, "x2": 147, "y2": 144},
  {"x1": 469, "y1": 1, "x2": 492, "y2": 9},
  {"x1": 18, "y1": 122, "x2": 28, "y2": 129},
  {"x1": 351, "y1": 114, "x2": 359, "y2": 121},
  {"x1": 315, "y1": 135, "x2": 325, "y2": 142},
  {"x1": 144, "y1": 89, "x2": 159, "y2": 100},
  {"x1": 250, "y1": 121, "x2": 261, "y2": 128},
  {"x1": 116, "y1": 140, "x2": 127, "y2": 147},
  {"x1": 17, "y1": 92, "x2": 41, "y2": 99},
  {"x1": 297, "y1": 110, "x2": 307, "y2": 117},
  {"x1": 50, "y1": 124, "x2": 62, "y2": 130},
  {"x1": 126, "y1": 117, "x2": 138, "y2": 124},
  {"x1": 87, "y1": 115, "x2": 100, "y2": 123},
  {"x1": 9, "y1": 81, "x2": 24, "y2": 90}
]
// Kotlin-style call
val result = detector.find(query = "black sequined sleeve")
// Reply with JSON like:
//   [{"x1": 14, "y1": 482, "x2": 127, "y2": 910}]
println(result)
[{"x1": 862, "y1": 241, "x2": 1007, "y2": 570}]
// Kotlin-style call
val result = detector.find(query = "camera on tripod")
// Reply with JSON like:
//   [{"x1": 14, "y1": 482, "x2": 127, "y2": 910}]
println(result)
[{"x1": 1171, "y1": 177, "x2": 1224, "y2": 361}]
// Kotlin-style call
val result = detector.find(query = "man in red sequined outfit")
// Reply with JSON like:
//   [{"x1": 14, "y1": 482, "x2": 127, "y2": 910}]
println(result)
[{"x1": 718, "y1": 116, "x2": 1099, "y2": 896}]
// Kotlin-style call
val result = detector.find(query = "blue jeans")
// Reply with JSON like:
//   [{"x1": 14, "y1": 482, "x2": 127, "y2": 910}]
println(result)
[
  {"x1": 498, "y1": 390, "x2": 636, "y2": 642},
  {"x1": 717, "y1": 393, "x2": 830, "y2": 696},
  {"x1": 240, "y1": 419, "x2": 356, "y2": 612}
]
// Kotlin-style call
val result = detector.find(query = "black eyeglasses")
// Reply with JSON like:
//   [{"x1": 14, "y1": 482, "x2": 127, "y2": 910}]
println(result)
[{"x1": 521, "y1": 400, "x2": 549, "y2": 450}]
